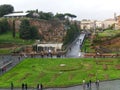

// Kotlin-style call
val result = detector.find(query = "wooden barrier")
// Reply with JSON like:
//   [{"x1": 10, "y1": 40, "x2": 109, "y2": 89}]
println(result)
[{"x1": 84, "y1": 53, "x2": 120, "y2": 58}]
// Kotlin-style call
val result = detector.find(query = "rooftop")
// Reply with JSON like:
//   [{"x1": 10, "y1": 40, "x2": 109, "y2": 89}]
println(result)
[{"x1": 4, "y1": 12, "x2": 29, "y2": 17}]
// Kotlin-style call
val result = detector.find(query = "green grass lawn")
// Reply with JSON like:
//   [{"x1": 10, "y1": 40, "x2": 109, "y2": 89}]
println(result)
[
  {"x1": 98, "y1": 29, "x2": 120, "y2": 38},
  {"x1": 0, "y1": 32, "x2": 34, "y2": 45},
  {"x1": 0, "y1": 31, "x2": 35, "y2": 54},
  {"x1": 0, "y1": 48, "x2": 11, "y2": 54},
  {"x1": 0, "y1": 58, "x2": 120, "y2": 88},
  {"x1": 82, "y1": 39, "x2": 95, "y2": 53}
]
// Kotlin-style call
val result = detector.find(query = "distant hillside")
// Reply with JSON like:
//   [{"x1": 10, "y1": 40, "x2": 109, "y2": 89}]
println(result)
[
  {"x1": 101, "y1": 37, "x2": 120, "y2": 52},
  {"x1": 92, "y1": 30, "x2": 120, "y2": 53}
]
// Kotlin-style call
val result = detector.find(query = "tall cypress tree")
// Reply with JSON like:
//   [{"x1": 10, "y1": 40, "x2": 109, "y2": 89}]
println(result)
[
  {"x1": 12, "y1": 20, "x2": 16, "y2": 38},
  {"x1": 19, "y1": 19, "x2": 39, "y2": 40}
]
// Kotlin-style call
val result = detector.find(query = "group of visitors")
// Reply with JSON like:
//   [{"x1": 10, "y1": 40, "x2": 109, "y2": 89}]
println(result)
[
  {"x1": 22, "y1": 83, "x2": 28, "y2": 90},
  {"x1": 37, "y1": 84, "x2": 43, "y2": 90},
  {"x1": 10, "y1": 82, "x2": 43, "y2": 90},
  {"x1": 83, "y1": 79, "x2": 99, "y2": 89}
]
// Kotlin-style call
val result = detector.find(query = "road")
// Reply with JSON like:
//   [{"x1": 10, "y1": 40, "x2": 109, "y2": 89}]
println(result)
[{"x1": 66, "y1": 33, "x2": 85, "y2": 58}]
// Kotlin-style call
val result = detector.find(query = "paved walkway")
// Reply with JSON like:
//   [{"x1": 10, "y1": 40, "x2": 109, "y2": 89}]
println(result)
[
  {"x1": 45, "y1": 80, "x2": 120, "y2": 90},
  {"x1": 66, "y1": 33, "x2": 85, "y2": 58},
  {"x1": 0, "y1": 79, "x2": 120, "y2": 90}
]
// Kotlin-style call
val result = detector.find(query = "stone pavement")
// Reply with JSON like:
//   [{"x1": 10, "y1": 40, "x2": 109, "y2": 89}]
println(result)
[
  {"x1": 0, "y1": 79, "x2": 120, "y2": 90},
  {"x1": 45, "y1": 80, "x2": 120, "y2": 90}
]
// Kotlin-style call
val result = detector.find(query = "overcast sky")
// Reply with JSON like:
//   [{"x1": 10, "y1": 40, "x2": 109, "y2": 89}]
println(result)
[{"x1": 1, "y1": 0, "x2": 120, "y2": 20}]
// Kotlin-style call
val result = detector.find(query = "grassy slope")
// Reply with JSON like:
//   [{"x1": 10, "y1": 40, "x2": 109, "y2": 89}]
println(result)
[
  {"x1": 82, "y1": 39, "x2": 95, "y2": 53},
  {"x1": 98, "y1": 30, "x2": 120, "y2": 37},
  {"x1": 0, "y1": 48, "x2": 11, "y2": 54},
  {"x1": 0, "y1": 32, "x2": 35, "y2": 54},
  {"x1": 97, "y1": 30, "x2": 120, "y2": 53},
  {"x1": 0, "y1": 58, "x2": 120, "y2": 88},
  {"x1": 81, "y1": 30, "x2": 120, "y2": 53},
  {"x1": 0, "y1": 32, "x2": 34, "y2": 44}
]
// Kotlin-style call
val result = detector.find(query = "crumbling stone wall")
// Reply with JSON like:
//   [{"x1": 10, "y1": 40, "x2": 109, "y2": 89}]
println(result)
[
  {"x1": 29, "y1": 19, "x2": 66, "y2": 43},
  {"x1": 8, "y1": 19, "x2": 66, "y2": 43}
]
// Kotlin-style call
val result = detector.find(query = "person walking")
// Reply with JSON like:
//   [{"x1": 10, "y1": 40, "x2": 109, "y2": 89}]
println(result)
[
  {"x1": 89, "y1": 80, "x2": 92, "y2": 87},
  {"x1": 97, "y1": 80, "x2": 99, "y2": 87},
  {"x1": 37, "y1": 84, "x2": 39, "y2": 90},
  {"x1": 87, "y1": 82, "x2": 89, "y2": 88},
  {"x1": 11, "y1": 82, "x2": 14, "y2": 90},
  {"x1": 95, "y1": 80, "x2": 99, "y2": 88},
  {"x1": 41, "y1": 84, "x2": 43, "y2": 90},
  {"x1": 22, "y1": 83, "x2": 24, "y2": 90},
  {"x1": 18, "y1": 56, "x2": 21, "y2": 61},
  {"x1": 82, "y1": 80, "x2": 85, "y2": 89},
  {"x1": 25, "y1": 83, "x2": 27, "y2": 90},
  {"x1": 38, "y1": 84, "x2": 41, "y2": 90}
]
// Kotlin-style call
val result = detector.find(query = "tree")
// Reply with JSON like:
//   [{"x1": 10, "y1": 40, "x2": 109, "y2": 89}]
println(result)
[
  {"x1": 26, "y1": 10, "x2": 35, "y2": 18},
  {"x1": 26, "y1": 9, "x2": 39, "y2": 18},
  {"x1": 0, "y1": 19, "x2": 10, "y2": 34},
  {"x1": 63, "y1": 23, "x2": 80, "y2": 46},
  {"x1": 12, "y1": 20, "x2": 16, "y2": 38},
  {"x1": 39, "y1": 12, "x2": 54, "y2": 20},
  {"x1": 0, "y1": 4, "x2": 14, "y2": 17},
  {"x1": 65, "y1": 13, "x2": 77, "y2": 20},
  {"x1": 70, "y1": 14, "x2": 77, "y2": 19},
  {"x1": 19, "y1": 19, "x2": 39, "y2": 40},
  {"x1": 19, "y1": 19, "x2": 31, "y2": 39},
  {"x1": 30, "y1": 26, "x2": 39, "y2": 39},
  {"x1": 44, "y1": 12, "x2": 54, "y2": 20},
  {"x1": 55, "y1": 13, "x2": 65, "y2": 20}
]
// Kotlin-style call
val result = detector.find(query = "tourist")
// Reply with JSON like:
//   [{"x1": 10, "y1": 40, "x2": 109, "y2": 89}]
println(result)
[
  {"x1": 82, "y1": 80, "x2": 85, "y2": 89},
  {"x1": 37, "y1": 84, "x2": 39, "y2": 90},
  {"x1": 97, "y1": 80, "x2": 99, "y2": 87},
  {"x1": 46, "y1": 53, "x2": 49, "y2": 57},
  {"x1": 18, "y1": 56, "x2": 21, "y2": 61},
  {"x1": 89, "y1": 80, "x2": 92, "y2": 87},
  {"x1": 50, "y1": 53, "x2": 53, "y2": 58},
  {"x1": 41, "y1": 51, "x2": 44, "y2": 58},
  {"x1": 11, "y1": 82, "x2": 14, "y2": 90},
  {"x1": 25, "y1": 83, "x2": 27, "y2": 90},
  {"x1": 95, "y1": 81, "x2": 97, "y2": 86},
  {"x1": 1, "y1": 68, "x2": 4, "y2": 73},
  {"x1": 41, "y1": 84, "x2": 43, "y2": 90},
  {"x1": 3, "y1": 66, "x2": 6, "y2": 72},
  {"x1": 95, "y1": 79, "x2": 99, "y2": 88},
  {"x1": 87, "y1": 82, "x2": 89, "y2": 88},
  {"x1": 48, "y1": 49, "x2": 51, "y2": 54},
  {"x1": 39, "y1": 84, "x2": 41, "y2": 90},
  {"x1": 22, "y1": 83, "x2": 24, "y2": 90}
]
